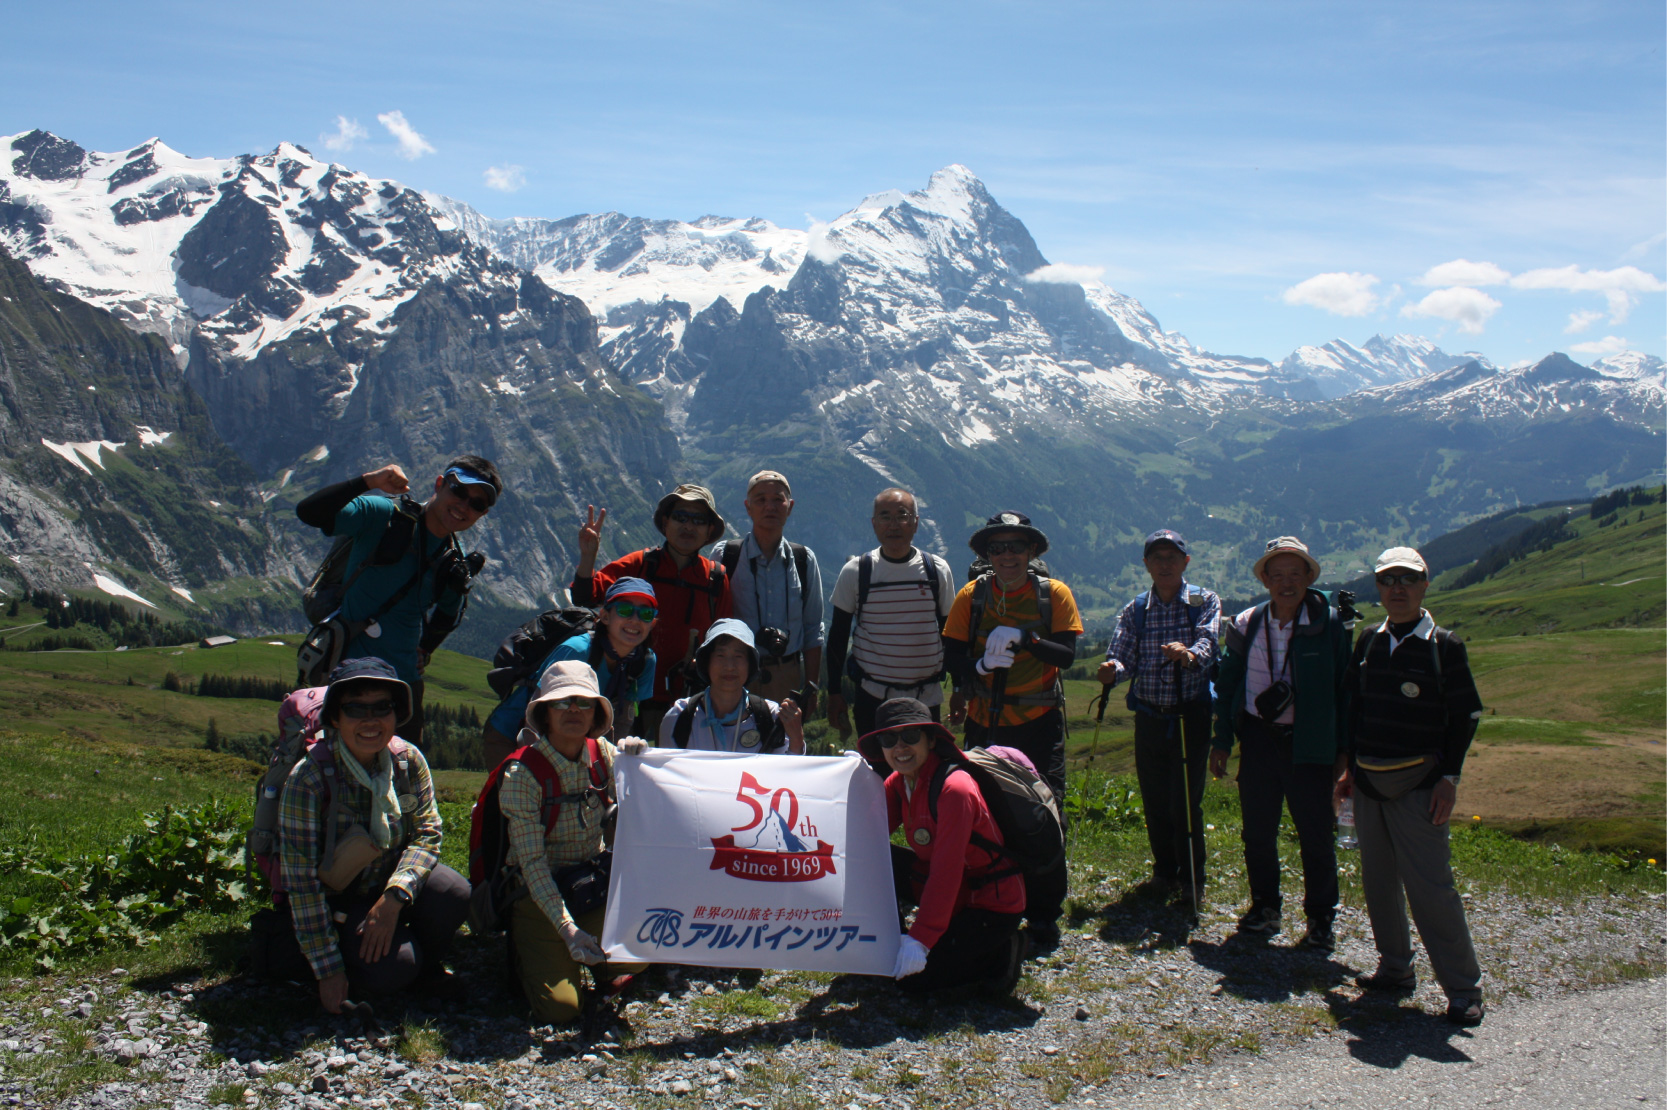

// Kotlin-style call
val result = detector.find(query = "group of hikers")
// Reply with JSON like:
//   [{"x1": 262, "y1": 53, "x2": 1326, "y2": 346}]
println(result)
[{"x1": 261, "y1": 456, "x2": 1487, "y2": 1030}]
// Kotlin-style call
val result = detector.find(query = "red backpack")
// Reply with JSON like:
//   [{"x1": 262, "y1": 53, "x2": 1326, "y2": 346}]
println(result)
[{"x1": 466, "y1": 737, "x2": 610, "y2": 934}]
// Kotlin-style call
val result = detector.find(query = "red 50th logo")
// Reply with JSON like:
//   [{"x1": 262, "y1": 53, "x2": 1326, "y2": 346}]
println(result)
[{"x1": 709, "y1": 772, "x2": 837, "y2": 883}]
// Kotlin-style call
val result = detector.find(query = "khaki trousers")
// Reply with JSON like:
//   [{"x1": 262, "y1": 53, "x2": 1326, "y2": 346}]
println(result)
[
  {"x1": 510, "y1": 897, "x2": 647, "y2": 1023},
  {"x1": 1356, "y1": 785, "x2": 1482, "y2": 1000},
  {"x1": 752, "y1": 657, "x2": 805, "y2": 705}
]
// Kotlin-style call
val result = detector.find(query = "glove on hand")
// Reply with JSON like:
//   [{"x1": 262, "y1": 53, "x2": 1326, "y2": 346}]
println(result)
[
  {"x1": 618, "y1": 736, "x2": 651, "y2": 756},
  {"x1": 558, "y1": 920, "x2": 607, "y2": 966},
  {"x1": 978, "y1": 626, "x2": 1021, "y2": 674},
  {"x1": 892, "y1": 935, "x2": 929, "y2": 979}
]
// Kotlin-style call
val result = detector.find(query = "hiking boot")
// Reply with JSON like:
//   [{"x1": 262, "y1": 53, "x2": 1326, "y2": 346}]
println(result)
[
  {"x1": 1173, "y1": 883, "x2": 1206, "y2": 909},
  {"x1": 1300, "y1": 920, "x2": 1335, "y2": 951},
  {"x1": 1024, "y1": 920, "x2": 1062, "y2": 954},
  {"x1": 1135, "y1": 877, "x2": 1180, "y2": 900},
  {"x1": 984, "y1": 931, "x2": 1027, "y2": 996},
  {"x1": 1354, "y1": 967, "x2": 1416, "y2": 992},
  {"x1": 1445, "y1": 997, "x2": 1485, "y2": 1026},
  {"x1": 1236, "y1": 904, "x2": 1281, "y2": 936}
]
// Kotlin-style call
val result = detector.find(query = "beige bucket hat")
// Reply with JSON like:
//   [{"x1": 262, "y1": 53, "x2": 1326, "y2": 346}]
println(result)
[{"x1": 525, "y1": 659, "x2": 613, "y2": 737}]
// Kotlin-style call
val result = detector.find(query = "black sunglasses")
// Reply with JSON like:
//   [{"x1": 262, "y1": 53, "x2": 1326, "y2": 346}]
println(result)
[
  {"x1": 985, "y1": 540, "x2": 1032, "y2": 556},
  {"x1": 667, "y1": 509, "x2": 714, "y2": 526},
  {"x1": 340, "y1": 699, "x2": 397, "y2": 719},
  {"x1": 444, "y1": 475, "x2": 494, "y2": 514},
  {"x1": 877, "y1": 727, "x2": 928, "y2": 749},
  {"x1": 1375, "y1": 572, "x2": 1426, "y2": 587}
]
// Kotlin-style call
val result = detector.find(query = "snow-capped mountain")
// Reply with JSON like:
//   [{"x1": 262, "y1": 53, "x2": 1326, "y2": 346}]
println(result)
[
  {"x1": 1343, "y1": 352, "x2": 1664, "y2": 424},
  {"x1": 1279, "y1": 334, "x2": 1489, "y2": 400}
]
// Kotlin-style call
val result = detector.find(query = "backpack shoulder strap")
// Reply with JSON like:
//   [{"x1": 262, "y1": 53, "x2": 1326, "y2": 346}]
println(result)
[
  {"x1": 641, "y1": 547, "x2": 661, "y2": 584},
  {"x1": 748, "y1": 694, "x2": 787, "y2": 751},
  {"x1": 854, "y1": 553, "x2": 875, "y2": 626},
  {"x1": 1127, "y1": 590, "x2": 1151, "y2": 638},
  {"x1": 388, "y1": 738, "x2": 412, "y2": 797},
  {"x1": 923, "y1": 553, "x2": 944, "y2": 617},
  {"x1": 966, "y1": 573, "x2": 994, "y2": 643},
  {"x1": 671, "y1": 702, "x2": 696, "y2": 749},
  {"x1": 307, "y1": 738, "x2": 343, "y2": 868},
  {"x1": 1354, "y1": 626, "x2": 1379, "y2": 694},
  {"x1": 1032, "y1": 571, "x2": 1053, "y2": 632},
  {"x1": 925, "y1": 756, "x2": 962, "y2": 824},
  {"x1": 790, "y1": 543, "x2": 809, "y2": 593},
  {"x1": 719, "y1": 541, "x2": 741, "y2": 579},
  {"x1": 584, "y1": 735, "x2": 612, "y2": 803},
  {"x1": 512, "y1": 746, "x2": 564, "y2": 835}
]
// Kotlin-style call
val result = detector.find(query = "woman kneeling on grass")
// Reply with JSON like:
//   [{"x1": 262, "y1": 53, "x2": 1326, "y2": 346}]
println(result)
[
  {"x1": 502, "y1": 660, "x2": 648, "y2": 1022},
  {"x1": 277, "y1": 657, "x2": 470, "y2": 1014},
  {"x1": 859, "y1": 698, "x2": 1026, "y2": 994}
]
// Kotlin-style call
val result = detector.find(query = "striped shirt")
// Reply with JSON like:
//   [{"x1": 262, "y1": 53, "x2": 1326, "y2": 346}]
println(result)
[
  {"x1": 500, "y1": 730, "x2": 617, "y2": 931},
  {"x1": 829, "y1": 548, "x2": 955, "y2": 703},
  {"x1": 277, "y1": 736, "x2": 443, "y2": 980},
  {"x1": 1232, "y1": 603, "x2": 1309, "y2": 725}
]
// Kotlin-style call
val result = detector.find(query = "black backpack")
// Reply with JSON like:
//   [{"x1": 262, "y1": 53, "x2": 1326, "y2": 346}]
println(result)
[
  {"x1": 486, "y1": 607, "x2": 598, "y2": 700},
  {"x1": 927, "y1": 746, "x2": 1065, "y2": 886},
  {"x1": 300, "y1": 495, "x2": 428, "y2": 626},
  {"x1": 669, "y1": 694, "x2": 788, "y2": 751}
]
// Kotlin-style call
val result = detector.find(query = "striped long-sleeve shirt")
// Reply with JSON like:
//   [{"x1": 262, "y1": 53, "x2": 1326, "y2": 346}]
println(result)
[
  {"x1": 277, "y1": 736, "x2": 442, "y2": 980},
  {"x1": 500, "y1": 729, "x2": 617, "y2": 931}
]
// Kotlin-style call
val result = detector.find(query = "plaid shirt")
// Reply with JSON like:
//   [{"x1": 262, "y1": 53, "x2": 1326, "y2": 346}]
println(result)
[
  {"x1": 1103, "y1": 582, "x2": 1220, "y2": 710},
  {"x1": 277, "y1": 736, "x2": 443, "y2": 980},
  {"x1": 501, "y1": 729, "x2": 617, "y2": 931}
]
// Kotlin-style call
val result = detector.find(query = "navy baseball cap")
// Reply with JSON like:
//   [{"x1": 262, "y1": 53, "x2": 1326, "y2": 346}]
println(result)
[{"x1": 1143, "y1": 529, "x2": 1189, "y2": 556}]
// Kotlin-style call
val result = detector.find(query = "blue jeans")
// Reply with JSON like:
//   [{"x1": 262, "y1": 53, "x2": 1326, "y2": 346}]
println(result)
[{"x1": 1235, "y1": 718, "x2": 1338, "y2": 924}]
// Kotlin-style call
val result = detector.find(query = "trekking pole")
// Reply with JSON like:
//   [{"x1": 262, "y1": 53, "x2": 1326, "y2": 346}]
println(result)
[
  {"x1": 1088, "y1": 683, "x2": 1111, "y2": 763},
  {"x1": 1175, "y1": 662, "x2": 1201, "y2": 925}
]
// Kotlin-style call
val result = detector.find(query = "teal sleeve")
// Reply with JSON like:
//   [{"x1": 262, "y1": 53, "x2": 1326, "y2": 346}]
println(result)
[
  {"x1": 330, "y1": 493, "x2": 393, "y2": 541},
  {"x1": 635, "y1": 650, "x2": 657, "y2": 703}
]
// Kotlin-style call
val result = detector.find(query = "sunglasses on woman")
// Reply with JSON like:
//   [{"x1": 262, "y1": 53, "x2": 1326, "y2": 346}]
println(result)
[
  {"x1": 340, "y1": 700, "x2": 397, "y2": 719},
  {"x1": 877, "y1": 727, "x2": 927, "y2": 749},
  {"x1": 609, "y1": 602, "x2": 658, "y2": 622},
  {"x1": 547, "y1": 696, "x2": 595, "y2": 711},
  {"x1": 443, "y1": 475, "x2": 494, "y2": 514},
  {"x1": 1375, "y1": 572, "x2": 1426, "y2": 587}
]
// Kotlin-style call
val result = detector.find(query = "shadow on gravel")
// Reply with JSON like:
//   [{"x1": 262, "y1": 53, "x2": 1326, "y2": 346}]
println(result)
[
  {"x1": 1083, "y1": 888, "x2": 1199, "y2": 946},
  {"x1": 1324, "y1": 992, "x2": 1476, "y2": 1069},
  {"x1": 1186, "y1": 937, "x2": 1357, "y2": 1003}
]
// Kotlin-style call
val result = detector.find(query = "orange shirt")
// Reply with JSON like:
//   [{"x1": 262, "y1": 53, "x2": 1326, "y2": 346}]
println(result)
[{"x1": 943, "y1": 575, "x2": 1082, "y2": 727}]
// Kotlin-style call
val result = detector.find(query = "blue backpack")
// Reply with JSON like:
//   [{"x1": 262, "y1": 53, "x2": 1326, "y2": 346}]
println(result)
[{"x1": 1118, "y1": 585, "x2": 1218, "y2": 712}]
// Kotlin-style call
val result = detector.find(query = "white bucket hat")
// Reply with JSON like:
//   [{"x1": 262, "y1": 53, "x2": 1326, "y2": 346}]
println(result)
[{"x1": 525, "y1": 659, "x2": 613, "y2": 737}]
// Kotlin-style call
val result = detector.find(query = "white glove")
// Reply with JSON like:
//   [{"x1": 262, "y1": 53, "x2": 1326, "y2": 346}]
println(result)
[
  {"x1": 558, "y1": 920, "x2": 607, "y2": 966},
  {"x1": 978, "y1": 626, "x2": 1022, "y2": 674},
  {"x1": 618, "y1": 736, "x2": 651, "y2": 756},
  {"x1": 892, "y1": 934, "x2": 929, "y2": 979}
]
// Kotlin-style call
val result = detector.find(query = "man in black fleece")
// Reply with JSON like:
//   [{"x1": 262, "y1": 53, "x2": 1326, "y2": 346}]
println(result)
[
  {"x1": 296, "y1": 457, "x2": 501, "y2": 743},
  {"x1": 1336, "y1": 545, "x2": 1486, "y2": 1027}
]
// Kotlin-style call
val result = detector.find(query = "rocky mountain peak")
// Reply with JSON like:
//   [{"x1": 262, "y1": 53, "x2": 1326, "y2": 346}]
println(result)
[{"x1": 9, "y1": 130, "x2": 86, "y2": 181}]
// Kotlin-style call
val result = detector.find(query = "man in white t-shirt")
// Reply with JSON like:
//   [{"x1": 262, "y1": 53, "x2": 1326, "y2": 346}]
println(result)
[{"x1": 825, "y1": 488, "x2": 957, "y2": 737}]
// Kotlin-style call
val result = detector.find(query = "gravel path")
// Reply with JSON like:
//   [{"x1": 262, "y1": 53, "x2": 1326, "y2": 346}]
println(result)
[
  {"x1": 1089, "y1": 976, "x2": 1666, "y2": 1110},
  {"x1": 1, "y1": 888, "x2": 1661, "y2": 1109}
]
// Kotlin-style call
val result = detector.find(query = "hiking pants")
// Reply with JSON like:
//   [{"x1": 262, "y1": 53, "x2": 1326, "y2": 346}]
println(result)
[
  {"x1": 961, "y1": 708, "x2": 1067, "y2": 928},
  {"x1": 510, "y1": 898, "x2": 648, "y2": 1024},
  {"x1": 890, "y1": 846, "x2": 1021, "y2": 993},
  {"x1": 1235, "y1": 719, "x2": 1338, "y2": 925},
  {"x1": 1356, "y1": 786, "x2": 1482, "y2": 1000},
  {"x1": 332, "y1": 863, "x2": 470, "y2": 994},
  {"x1": 1133, "y1": 702, "x2": 1211, "y2": 890}
]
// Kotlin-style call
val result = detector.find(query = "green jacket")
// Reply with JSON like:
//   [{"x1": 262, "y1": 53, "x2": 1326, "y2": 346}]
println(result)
[{"x1": 1212, "y1": 589, "x2": 1351, "y2": 765}]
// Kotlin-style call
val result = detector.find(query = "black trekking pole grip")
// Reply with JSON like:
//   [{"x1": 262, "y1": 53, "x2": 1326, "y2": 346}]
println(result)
[{"x1": 1094, "y1": 683, "x2": 1111, "y2": 722}]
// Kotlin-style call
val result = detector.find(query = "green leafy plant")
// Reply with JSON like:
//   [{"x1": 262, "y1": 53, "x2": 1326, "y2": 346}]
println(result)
[{"x1": 0, "y1": 799, "x2": 250, "y2": 967}]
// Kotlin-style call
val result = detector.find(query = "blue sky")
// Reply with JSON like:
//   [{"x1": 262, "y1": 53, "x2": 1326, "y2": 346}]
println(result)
[{"x1": 4, "y1": 0, "x2": 1662, "y2": 367}]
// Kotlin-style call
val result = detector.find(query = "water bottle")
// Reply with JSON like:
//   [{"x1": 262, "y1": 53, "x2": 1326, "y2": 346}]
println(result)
[{"x1": 1336, "y1": 796, "x2": 1358, "y2": 850}]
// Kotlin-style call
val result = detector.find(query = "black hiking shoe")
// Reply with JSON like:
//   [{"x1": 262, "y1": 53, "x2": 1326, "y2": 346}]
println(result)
[
  {"x1": 1445, "y1": 997, "x2": 1485, "y2": 1026},
  {"x1": 1024, "y1": 920, "x2": 1062, "y2": 954},
  {"x1": 984, "y1": 931, "x2": 1027, "y2": 996},
  {"x1": 1235, "y1": 904, "x2": 1281, "y2": 936},
  {"x1": 1300, "y1": 920, "x2": 1335, "y2": 951}
]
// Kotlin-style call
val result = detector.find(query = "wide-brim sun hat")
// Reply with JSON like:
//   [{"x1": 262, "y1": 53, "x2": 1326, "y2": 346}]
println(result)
[
  {"x1": 856, "y1": 697, "x2": 959, "y2": 775},
  {"x1": 322, "y1": 657, "x2": 413, "y2": 726},
  {"x1": 1253, "y1": 535, "x2": 1322, "y2": 581},
  {"x1": 654, "y1": 483, "x2": 726, "y2": 545},
  {"x1": 969, "y1": 510, "x2": 1050, "y2": 557},
  {"x1": 695, "y1": 617, "x2": 759, "y2": 685},
  {"x1": 526, "y1": 659, "x2": 614, "y2": 737}
]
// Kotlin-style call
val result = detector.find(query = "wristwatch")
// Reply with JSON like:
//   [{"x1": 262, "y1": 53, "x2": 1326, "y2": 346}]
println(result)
[
  {"x1": 1442, "y1": 774, "x2": 1460, "y2": 786},
  {"x1": 385, "y1": 886, "x2": 412, "y2": 905}
]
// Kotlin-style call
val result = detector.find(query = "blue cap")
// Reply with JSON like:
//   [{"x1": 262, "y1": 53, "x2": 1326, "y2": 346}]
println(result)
[
  {"x1": 602, "y1": 577, "x2": 657, "y2": 607},
  {"x1": 443, "y1": 466, "x2": 497, "y2": 504},
  {"x1": 1144, "y1": 529, "x2": 1189, "y2": 556}
]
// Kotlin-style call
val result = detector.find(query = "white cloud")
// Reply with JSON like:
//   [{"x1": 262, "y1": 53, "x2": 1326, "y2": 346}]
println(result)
[
  {"x1": 804, "y1": 216, "x2": 843, "y2": 264},
  {"x1": 1280, "y1": 272, "x2": 1381, "y2": 316},
  {"x1": 1509, "y1": 264, "x2": 1665, "y2": 324},
  {"x1": 377, "y1": 110, "x2": 435, "y2": 160},
  {"x1": 483, "y1": 164, "x2": 526, "y2": 192},
  {"x1": 1568, "y1": 335, "x2": 1630, "y2": 357},
  {"x1": 1400, "y1": 287, "x2": 1501, "y2": 334},
  {"x1": 321, "y1": 115, "x2": 367, "y2": 153},
  {"x1": 1564, "y1": 309, "x2": 1605, "y2": 334},
  {"x1": 1416, "y1": 259, "x2": 1510, "y2": 287},
  {"x1": 1025, "y1": 262, "x2": 1105, "y2": 285}
]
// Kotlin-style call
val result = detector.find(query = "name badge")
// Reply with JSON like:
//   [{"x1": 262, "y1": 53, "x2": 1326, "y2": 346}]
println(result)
[
  {"x1": 738, "y1": 729, "x2": 761, "y2": 749},
  {"x1": 398, "y1": 793, "x2": 418, "y2": 813},
  {"x1": 912, "y1": 828, "x2": 932, "y2": 846},
  {"x1": 1400, "y1": 681, "x2": 1421, "y2": 698},
  {"x1": 365, "y1": 620, "x2": 382, "y2": 639}
]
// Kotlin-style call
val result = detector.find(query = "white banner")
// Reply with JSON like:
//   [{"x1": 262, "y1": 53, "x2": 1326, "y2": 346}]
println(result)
[{"x1": 601, "y1": 749, "x2": 899, "y2": 975}]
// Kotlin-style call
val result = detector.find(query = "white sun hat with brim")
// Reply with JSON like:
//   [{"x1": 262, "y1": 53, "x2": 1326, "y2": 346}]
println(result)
[
  {"x1": 525, "y1": 659, "x2": 613, "y2": 737},
  {"x1": 1374, "y1": 546, "x2": 1428, "y2": 574},
  {"x1": 1253, "y1": 535, "x2": 1322, "y2": 581}
]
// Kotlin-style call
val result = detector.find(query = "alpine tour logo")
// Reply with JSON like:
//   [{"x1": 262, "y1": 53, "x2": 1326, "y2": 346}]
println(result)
[{"x1": 709, "y1": 771, "x2": 837, "y2": 883}]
